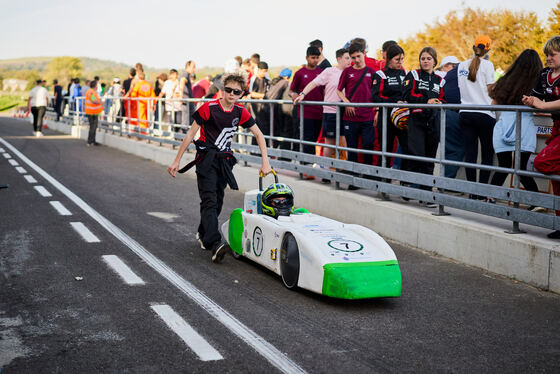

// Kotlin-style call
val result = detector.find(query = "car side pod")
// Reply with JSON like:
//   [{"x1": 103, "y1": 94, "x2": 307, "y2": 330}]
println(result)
[{"x1": 322, "y1": 261, "x2": 402, "y2": 299}]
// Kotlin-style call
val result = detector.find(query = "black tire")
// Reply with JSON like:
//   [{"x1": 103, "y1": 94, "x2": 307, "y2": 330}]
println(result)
[
  {"x1": 231, "y1": 247, "x2": 242, "y2": 260},
  {"x1": 231, "y1": 240, "x2": 246, "y2": 260},
  {"x1": 280, "y1": 233, "x2": 300, "y2": 289}
]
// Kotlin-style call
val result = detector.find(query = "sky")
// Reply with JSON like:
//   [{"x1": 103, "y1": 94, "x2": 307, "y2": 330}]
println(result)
[{"x1": 0, "y1": 0, "x2": 557, "y2": 69}]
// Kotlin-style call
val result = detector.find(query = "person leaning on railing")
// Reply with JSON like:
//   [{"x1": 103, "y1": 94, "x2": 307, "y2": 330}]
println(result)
[
  {"x1": 522, "y1": 35, "x2": 560, "y2": 240},
  {"x1": 488, "y1": 49, "x2": 543, "y2": 206}
]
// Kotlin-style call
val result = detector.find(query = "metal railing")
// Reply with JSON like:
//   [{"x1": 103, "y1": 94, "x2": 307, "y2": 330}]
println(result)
[{"x1": 52, "y1": 95, "x2": 559, "y2": 234}]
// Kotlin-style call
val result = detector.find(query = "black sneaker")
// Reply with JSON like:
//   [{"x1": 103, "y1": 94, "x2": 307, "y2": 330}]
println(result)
[
  {"x1": 211, "y1": 241, "x2": 228, "y2": 263},
  {"x1": 547, "y1": 230, "x2": 560, "y2": 239}
]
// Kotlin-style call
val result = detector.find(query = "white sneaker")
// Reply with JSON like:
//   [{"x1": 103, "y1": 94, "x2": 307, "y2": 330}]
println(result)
[
  {"x1": 196, "y1": 232, "x2": 206, "y2": 250},
  {"x1": 34, "y1": 131, "x2": 41, "y2": 137}
]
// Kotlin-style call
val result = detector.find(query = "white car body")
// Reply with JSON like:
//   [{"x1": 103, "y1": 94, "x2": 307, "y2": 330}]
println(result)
[{"x1": 221, "y1": 189, "x2": 402, "y2": 299}]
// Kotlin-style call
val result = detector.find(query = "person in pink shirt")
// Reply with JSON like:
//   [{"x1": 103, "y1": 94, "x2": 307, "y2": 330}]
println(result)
[
  {"x1": 294, "y1": 48, "x2": 351, "y2": 171},
  {"x1": 289, "y1": 46, "x2": 324, "y2": 156},
  {"x1": 337, "y1": 43, "x2": 376, "y2": 187}
]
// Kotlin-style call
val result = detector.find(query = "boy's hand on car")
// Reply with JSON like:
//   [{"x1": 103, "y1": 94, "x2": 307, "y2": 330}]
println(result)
[{"x1": 260, "y1": 164, "x2": 273, "y2": 176}]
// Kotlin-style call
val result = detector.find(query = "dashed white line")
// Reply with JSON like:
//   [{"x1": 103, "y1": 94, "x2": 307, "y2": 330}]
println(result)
[
  {"x1": 0, "y1": 136, "x2": 306, "y2": 374},
  {"x1": 2, "y1": 153, "x2": 11, "y2": 159},
  {"x1": 49, "y1": 201, "x2": 72, "y2": 216},
  {"x1": 15, "y1": 166, "x2": 27, "y2": 174},
  {"x1": 24, "y1": 175, "x2": 37, "y2": 184},
  {"x1": 0, "y1": 147, "x2": 5, "y2": 152},
  {"x1": 34, "y1": 185, "x2": 52, "y2": 197},
  {"x1": 151, "y1": 304, "x2": 223, "y2": 361},
  {"x1": 70, "y1": 222, "x2": 100, "y2": 243},
  {"x1": 8, "y1": 159, "x2": 18, "y2": 166},
  {"x1": 102, "y1": 255, "x2": 145, "y2": 285}
]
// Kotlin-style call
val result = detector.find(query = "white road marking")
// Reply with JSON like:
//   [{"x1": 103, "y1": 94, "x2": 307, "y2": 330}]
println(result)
[
  {"x1": 34, "y1": 185, "x2": 52, "y2": 197},
  {"x1": 24, "y1": 175, "x2": 37, "y2": 184},
  {"x1": 8, "y1": 159, "x2": 18, "y2": 166},
  {"x1": 15, "y1": 166, "x2": 27, "y2": 174},
  {"x1": 147, "y1": 211, "x2": 180, "y2": 222},
  {"x1": 151, "y1": 304, "x2": 223, "y2": 361},
  {"x1": 49, "y1": 201, "x2": 72, "y2": 216},
  {"x1": 102, "y1": 255, "x2": 145, "y2": 285},
  {"x1": 3, "y1": 153, "x2": 11, "y2": 159},
  {"x1": 70, "y1": 222, "x2": 100, "y2": 243},
  {"x1": 0, "y1": 136, "x2": 306, "y2": 374},
  {"x1": 0, "y1": 147, "x2": 5, "y2": 152}
]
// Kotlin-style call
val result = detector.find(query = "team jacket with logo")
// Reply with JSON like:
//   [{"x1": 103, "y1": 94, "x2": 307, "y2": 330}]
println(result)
[
  {"x1": 532, "y1": 67, "x2": 560, "y2": 123},
  {"x1": 403, "y1": 69, "x2": 445, "y2": 115},
  {"x1": 371, "y1": 68, "x2": 407, "y2": 103},
  {"x1": 193, "y1": 100, "x2": 256, "y2": 151}
]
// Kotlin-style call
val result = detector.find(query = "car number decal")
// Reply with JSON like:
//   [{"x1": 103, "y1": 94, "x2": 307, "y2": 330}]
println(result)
[
  {"x1": 253, "y1": 227, "x2": 264, "y2": 257},
  {"x1": 327, "y1": 239, "x2": 363, "y2": 252}
]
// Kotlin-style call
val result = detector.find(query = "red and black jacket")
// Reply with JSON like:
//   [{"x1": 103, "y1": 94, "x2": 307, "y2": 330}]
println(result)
[
  {"x1": 371, "y1": 68, "x2": 407, "y2": 103},
  {"x1": 403, "y1": 69, "x2": 445, "y2": 115}
]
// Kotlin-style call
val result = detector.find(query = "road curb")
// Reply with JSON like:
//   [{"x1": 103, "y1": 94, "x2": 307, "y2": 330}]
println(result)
[{"x1": 45, "y1": 118, "x2": 560, "y2": 293}]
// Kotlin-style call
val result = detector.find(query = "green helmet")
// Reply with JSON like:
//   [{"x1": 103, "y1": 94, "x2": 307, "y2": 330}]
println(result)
[{"x1": 261, "y1": 183, "x2": 294, "y2": 219}]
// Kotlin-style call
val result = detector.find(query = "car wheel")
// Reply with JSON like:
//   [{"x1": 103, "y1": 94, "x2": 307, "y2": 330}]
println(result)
[
  {"x1": 280, "y1": 233, "x2": 300, "y2": 289},
  {"x1": 231, "y1": 240, "x2": 246, "y2": 260}
]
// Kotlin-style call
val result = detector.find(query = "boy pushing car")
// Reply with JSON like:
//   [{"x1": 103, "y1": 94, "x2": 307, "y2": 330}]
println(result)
[{"x1": 168, "y1": 73, "x2": 272, "y2": 262}]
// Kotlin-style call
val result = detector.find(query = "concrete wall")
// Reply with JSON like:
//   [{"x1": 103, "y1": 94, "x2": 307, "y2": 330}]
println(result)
[{"x1": 45, "y1": 117, "x2": 560, "y2": 293}]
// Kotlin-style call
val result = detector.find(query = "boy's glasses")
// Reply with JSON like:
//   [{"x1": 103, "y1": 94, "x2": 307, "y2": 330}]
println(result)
[{"x1": 224, "y1": 87, "x2": 243, "y2": 96}]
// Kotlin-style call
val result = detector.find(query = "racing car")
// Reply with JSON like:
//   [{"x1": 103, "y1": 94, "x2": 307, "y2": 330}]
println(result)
[{"x1": 220, "y1": 171, "x2": 402, "y2": 299}]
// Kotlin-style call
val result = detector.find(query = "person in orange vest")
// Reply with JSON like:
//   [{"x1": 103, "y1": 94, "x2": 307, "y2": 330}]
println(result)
[
  {"x1": 85, "y1": 80, "x2": 103, "y2": 146},
  {"x1": 131, "y1": 71, "x2": 155, "y2": 133}
]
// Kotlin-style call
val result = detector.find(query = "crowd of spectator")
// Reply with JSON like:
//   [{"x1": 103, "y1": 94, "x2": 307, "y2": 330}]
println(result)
[{"x1": 35, "y1": 34, "x2": 560, "y2": 239}]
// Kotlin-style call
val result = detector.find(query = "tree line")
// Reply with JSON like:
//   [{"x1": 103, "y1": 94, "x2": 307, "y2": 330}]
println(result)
[{"x1": 398, "y1": 3, "x2": 560, "y2": 71}]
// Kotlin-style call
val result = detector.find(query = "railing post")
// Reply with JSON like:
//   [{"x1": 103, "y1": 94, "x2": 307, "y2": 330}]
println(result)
[
  {"x1": 299, "y1": 103, "x2": 304, "y2": 179},
  {"x1": 269, "y1": 102, "x2": 274, "y2": 148},
  {"x1": 506, "y1": 110, "x2": 526, "y2": 234},
  {"x1": 127, "y1": 98, "x2": 131, "y2": 137},
  {"x1": 434, "y1": 107, "x2": 450, "y2": 216},
  {"x1": 379, "y1": 106, "x2": 390, "y2": 200},
  {"x1": 335, "y1": 105, "x2": 341, "y2": 190}
]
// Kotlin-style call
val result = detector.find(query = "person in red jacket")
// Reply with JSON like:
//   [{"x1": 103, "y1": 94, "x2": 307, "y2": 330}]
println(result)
[
  {"x1": 403, "y1": 47, "x2": 445, "y2": 195},
  {"x1": 523, "y1": 35, "x2": 560, "y2": 239}
]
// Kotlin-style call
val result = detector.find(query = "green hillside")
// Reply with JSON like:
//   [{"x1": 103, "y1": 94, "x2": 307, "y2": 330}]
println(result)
[{"x1": 0, "y1": 56, "x2": 152, "y2": 72}]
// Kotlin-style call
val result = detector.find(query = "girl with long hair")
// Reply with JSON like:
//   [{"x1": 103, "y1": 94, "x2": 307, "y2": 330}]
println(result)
[
  {"x1": 457, "y1": 36, "x2": 496, "y2": 196},
  {"x1": 403, "y1": 47, "x2": 445, "y2": 192},
  {"x1": 488, "y1": 49, "x2": 543, "y2": 205}
]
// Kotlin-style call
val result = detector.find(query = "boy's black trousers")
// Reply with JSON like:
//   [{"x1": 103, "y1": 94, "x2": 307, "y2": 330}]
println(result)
[{"x1": 197, "y1": 160, "x2": 228, "y2": 250}]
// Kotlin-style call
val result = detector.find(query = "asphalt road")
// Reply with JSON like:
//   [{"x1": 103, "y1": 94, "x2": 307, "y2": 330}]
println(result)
[{"x1": 1, "y1": 117, "x2": 559, "y2": 374}]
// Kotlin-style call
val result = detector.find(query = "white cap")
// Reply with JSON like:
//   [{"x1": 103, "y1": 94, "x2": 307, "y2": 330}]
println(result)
[
  {"x1": 440, "y1": 56, "x2": 460, "y2": 67},
  {"x1": 113, "y1": 77, "x2": 120, "y2": 83}
]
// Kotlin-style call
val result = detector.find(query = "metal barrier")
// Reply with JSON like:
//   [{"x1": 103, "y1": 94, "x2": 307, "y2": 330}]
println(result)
[{"x1": 54, "y1": 95, "x2": 559, "y2": 234}]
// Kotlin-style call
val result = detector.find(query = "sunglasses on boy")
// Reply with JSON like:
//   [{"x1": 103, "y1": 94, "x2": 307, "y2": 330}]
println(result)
[{"x1": 224, "y1": 87, "x2": 243, "y2": 96}]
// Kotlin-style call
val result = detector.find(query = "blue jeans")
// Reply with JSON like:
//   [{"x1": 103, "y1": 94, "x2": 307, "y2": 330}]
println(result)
[
  {"x1": 443, "y1": 110, "x2": 464, "y2": 178},
  {"x1": 343, "y1": 120, "x2": 375, "y2": 165}
]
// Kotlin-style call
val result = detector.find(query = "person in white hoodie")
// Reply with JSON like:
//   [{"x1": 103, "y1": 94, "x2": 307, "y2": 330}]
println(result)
[{"x1": 457, "y1": 35, "x2": 495, "y2": 196}]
